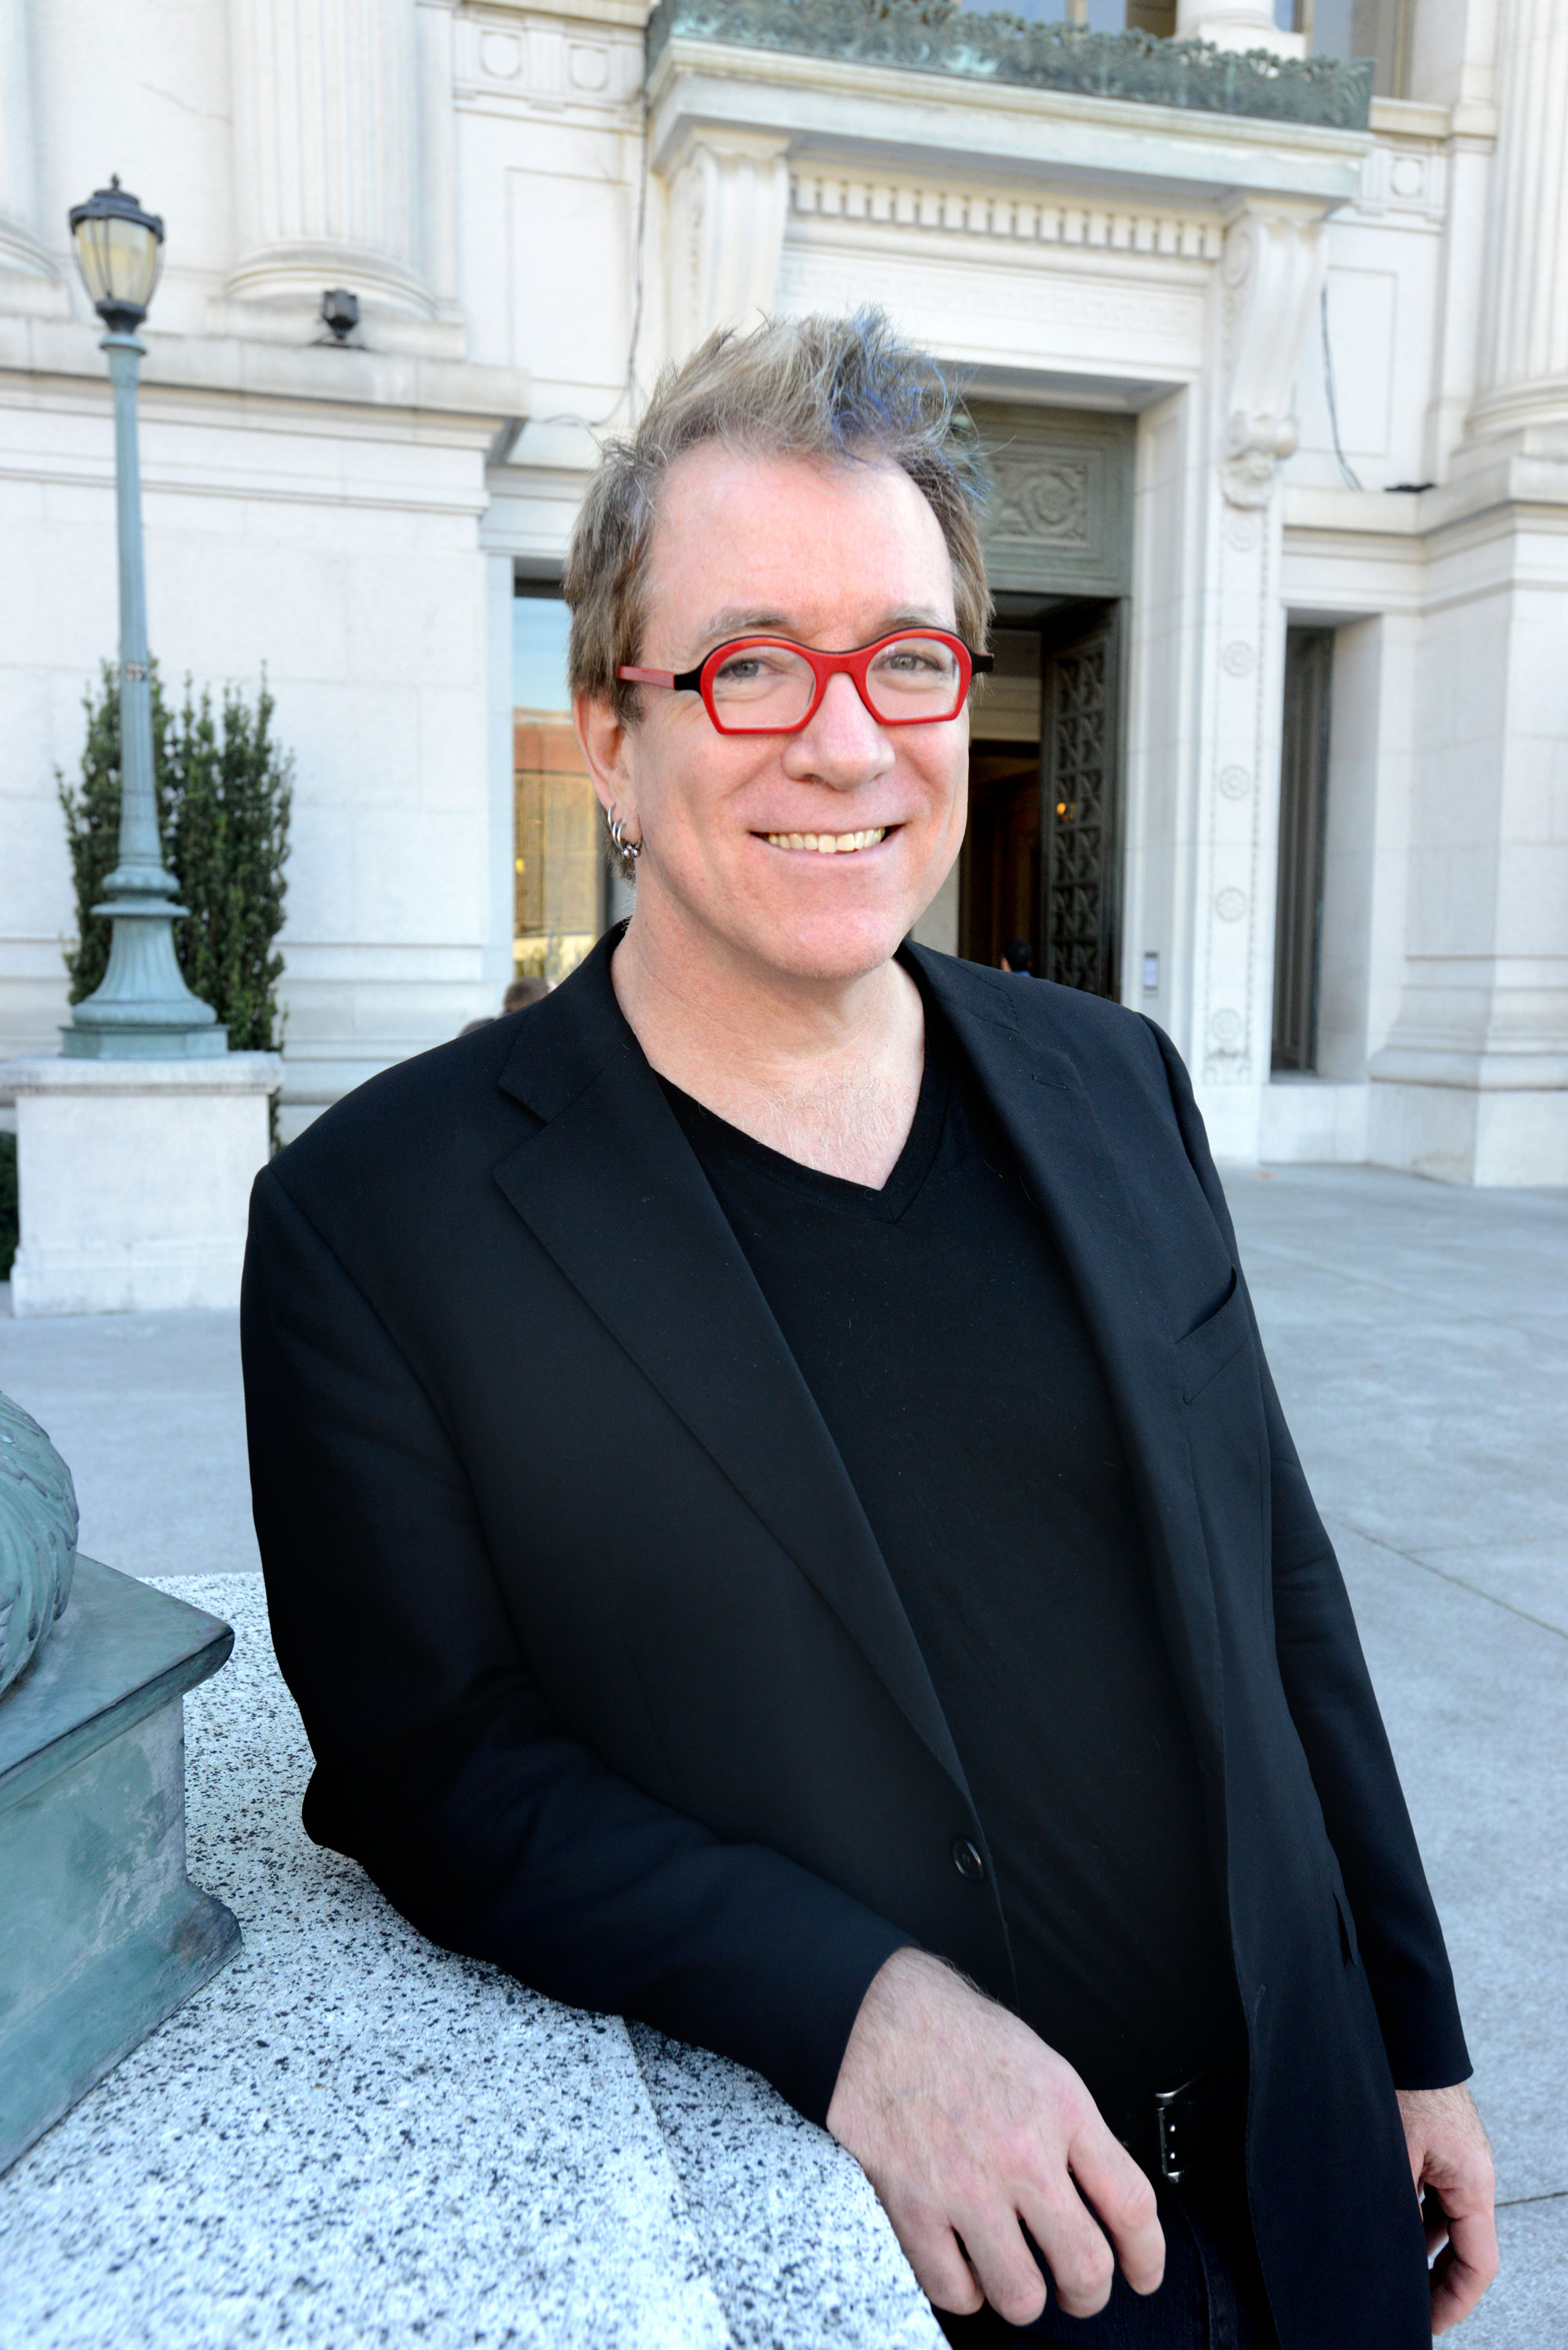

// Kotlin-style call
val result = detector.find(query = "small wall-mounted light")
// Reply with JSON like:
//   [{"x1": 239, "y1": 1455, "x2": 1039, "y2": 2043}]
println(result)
[
  {"x1": 1142, "y1": 951, "x2": 1160, "y2": 994},
  {"x1": 68, "y1": 176, "x2": 164, "y2": 335},
  {"x1": 321, "y1": 288, "x2": 360, "y2": 343}
]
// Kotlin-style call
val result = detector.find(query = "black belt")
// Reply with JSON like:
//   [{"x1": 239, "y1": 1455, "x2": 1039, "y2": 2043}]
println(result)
[{"x1": 1113, "y1": 2072, "x2": 1241, "y2": 2189}]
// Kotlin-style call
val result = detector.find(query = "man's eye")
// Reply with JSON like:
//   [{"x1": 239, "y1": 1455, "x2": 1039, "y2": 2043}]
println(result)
[{"x1": 715, "y1": 658, "x2": 763, "y2": 684}]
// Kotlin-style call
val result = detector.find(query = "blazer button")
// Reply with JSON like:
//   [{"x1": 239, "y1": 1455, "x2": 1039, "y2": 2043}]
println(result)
[{"x1": 952, "y1": 1836, "x2": 985, "y2": 1883}]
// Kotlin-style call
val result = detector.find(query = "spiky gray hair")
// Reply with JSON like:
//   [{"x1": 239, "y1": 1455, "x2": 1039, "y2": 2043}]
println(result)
[{"x1": 564, "y1": 307, "x2": 992, "y2": 739}]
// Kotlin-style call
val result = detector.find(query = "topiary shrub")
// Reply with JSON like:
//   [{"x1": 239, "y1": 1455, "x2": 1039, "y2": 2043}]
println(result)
[{"x1": 58, "y1": 665, "x2": 293, "y2": 1056}]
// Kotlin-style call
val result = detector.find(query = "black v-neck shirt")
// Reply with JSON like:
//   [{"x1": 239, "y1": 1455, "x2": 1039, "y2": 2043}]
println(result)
[{"x1": 659, "y1": 1006, "x2": 1237, "y2": 2121}]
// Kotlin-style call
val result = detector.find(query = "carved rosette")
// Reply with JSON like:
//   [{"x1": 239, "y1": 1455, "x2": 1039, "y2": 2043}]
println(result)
[{"x1": 0, "y1": 1389, "x2": 78, "y2": 1700}]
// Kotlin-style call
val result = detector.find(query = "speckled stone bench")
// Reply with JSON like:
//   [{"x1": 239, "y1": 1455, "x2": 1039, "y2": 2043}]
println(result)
[{"x1": 0, "y1": 1575, "x2": 945, "y2": 2350}]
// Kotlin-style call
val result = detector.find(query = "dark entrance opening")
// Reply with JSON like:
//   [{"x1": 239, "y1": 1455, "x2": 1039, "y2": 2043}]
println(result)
[
  {"x1": 960, "y1": 597, "x2": 1123, "y2": 997},
  {"x1": 1271, "y1": 627, "x2": 1334, "y2": 1073}
]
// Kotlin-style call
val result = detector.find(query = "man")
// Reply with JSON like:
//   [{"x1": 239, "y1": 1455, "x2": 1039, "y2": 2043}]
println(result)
[{"x1": 242, "y1": 312, "x2": 1497, "y2": 2348}]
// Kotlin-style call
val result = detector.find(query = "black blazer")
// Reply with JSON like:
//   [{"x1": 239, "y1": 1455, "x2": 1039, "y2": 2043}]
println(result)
[{"x1": 242, "y1": 935, "x2": 1468, "y2": 2350}]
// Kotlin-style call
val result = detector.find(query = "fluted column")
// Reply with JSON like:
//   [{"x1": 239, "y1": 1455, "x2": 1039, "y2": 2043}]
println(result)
[
  {"x1": 227, "y1": 0, "x2": 431, "y2": 318},
  {"x1": 1472, "y1": 0, "x2": 1568, "y2": 434},
  {"x1": 0, "y1": 0, "x2": 49, "y2": 276}
]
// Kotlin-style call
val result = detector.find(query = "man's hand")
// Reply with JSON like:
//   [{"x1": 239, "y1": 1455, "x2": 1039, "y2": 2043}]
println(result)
[
  {"x1": 1397, "y1": 2083, "x2": 1499, "y2": 2334},
  {"x1": 826, "y1": 1948, "x2": 1164, "y2": 2328}
]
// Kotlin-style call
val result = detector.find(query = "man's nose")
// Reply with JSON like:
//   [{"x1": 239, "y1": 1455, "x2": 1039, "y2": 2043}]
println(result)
[{"x1": 783, "y1": 671, "x2": 894, "y2": 789}]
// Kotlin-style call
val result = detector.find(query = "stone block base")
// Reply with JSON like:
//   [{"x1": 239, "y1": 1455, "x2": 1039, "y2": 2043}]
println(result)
[
  {"x1": 1260, "y1": 1078, "x2": 1371, "y2": 1164},
  {"x1": 1370, "y1": 1079, "x2": 1568, "y2": 1188},
  {"x1": 0, "y1": 1559, "x2": 240, "y2": 2174},
  {"x1": 0, "y1": 1054, "x2": 282, "y2": 1313}
]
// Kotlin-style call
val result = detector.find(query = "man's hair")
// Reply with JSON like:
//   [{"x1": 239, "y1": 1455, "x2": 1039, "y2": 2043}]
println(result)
[{"x1": 564, "y1": 308, "x2": 993, "y2": 732}]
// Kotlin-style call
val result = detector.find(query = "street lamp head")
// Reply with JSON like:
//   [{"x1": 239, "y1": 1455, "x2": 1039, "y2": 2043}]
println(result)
[{"x1": 68, "y1": 176, "x2": 165, "y2": 334}]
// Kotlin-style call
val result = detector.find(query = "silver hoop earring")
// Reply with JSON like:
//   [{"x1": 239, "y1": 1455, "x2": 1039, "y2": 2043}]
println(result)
[{"x1": 608, "y1": 813, "x2": 642, "y2": 863}]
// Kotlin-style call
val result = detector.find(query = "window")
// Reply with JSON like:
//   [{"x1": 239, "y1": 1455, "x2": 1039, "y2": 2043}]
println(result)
[
  {"x1": 1272, "y1": 629, "x2": 1334, "y2": 1074},
  {"x1": 959, "y1": 0, "x2": 1177, "y2": 27},
  {"x1": 512, "y1": 590, "x2": 603, "y2": 982},
  {"x1": 1285, "y1": 0, "x2": 1406, "y2": 96}
]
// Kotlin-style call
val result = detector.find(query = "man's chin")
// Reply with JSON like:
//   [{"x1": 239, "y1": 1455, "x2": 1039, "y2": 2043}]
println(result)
[{"x1": 743, "y1": 911, "x2": 919, "y2": 986}]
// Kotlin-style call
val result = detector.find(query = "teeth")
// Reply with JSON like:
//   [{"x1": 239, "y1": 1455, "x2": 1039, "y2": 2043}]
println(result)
[{"x1": 764, "y1": 828, "x2": 887, "y2": 854}]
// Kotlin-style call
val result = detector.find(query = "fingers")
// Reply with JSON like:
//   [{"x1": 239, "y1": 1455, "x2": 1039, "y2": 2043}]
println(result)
[
  {"x1": 953, "y1": 2210, "x2": 1056, "y2": 2328},
  {"x1": 1009, "y1": 2192, "x2": 1116, "y2": 2322},
  {"x1": 893, "y1": 2212, "x2": 985, "y2": 2319},
  {"x1": 1066, "y1": 2120, "x2": 1167, "y2": 2297},
  {"x1": 1430, "y1": 2203, "x2": 1501, "y2": 2336}
]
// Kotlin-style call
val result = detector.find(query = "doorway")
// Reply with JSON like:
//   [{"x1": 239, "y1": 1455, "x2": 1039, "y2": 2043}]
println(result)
[
  {"x1": 961, "y1": 601, "x2": 1123, "y2": 994},
  {"x1": 962, "y1": 401, "x2": 1134, "y2": 997}
]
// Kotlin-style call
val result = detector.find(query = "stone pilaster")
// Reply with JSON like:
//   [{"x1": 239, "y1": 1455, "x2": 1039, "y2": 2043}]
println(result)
[
  {"x1": 1366, "y1": 0, "x2": 1568, "y2": 1186},
  {"x1": 1470, "y1": 0, "x2": 1568, "y2": 441},
  {"x1": 1189, "y1": 203, "x2": 1324, "y2": 1160},
  {"x1": 226, "y1": 0, "x2": 431, "y2": 321}
]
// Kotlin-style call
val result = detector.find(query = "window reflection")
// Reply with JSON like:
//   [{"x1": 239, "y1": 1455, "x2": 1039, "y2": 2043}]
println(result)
[{"x1": 513, "y1": 593, "x2": 602, "y2": 983}]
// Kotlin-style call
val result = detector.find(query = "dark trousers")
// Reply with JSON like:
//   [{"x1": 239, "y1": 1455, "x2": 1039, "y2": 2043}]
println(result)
[{"x1": 934, "y1": 2160, "x2": 1279, "y2": 2350}]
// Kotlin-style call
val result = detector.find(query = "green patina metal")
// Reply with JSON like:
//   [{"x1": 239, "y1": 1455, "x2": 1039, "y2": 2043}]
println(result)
[
  {"x1": 647, "y1": 0, "x2": 1373, "y2": 129},
  {"x1": 0, "y1": 1390, "x2": 78, "y2": 1699},
  {"x1": 0, "y1": 1393, "x2": 240, "y2": 2173}
]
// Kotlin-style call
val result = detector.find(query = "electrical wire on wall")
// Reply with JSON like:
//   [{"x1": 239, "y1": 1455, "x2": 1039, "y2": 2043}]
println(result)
[{"x1": 1319, "y1": 282, "x2": 1362, "y2": 492}]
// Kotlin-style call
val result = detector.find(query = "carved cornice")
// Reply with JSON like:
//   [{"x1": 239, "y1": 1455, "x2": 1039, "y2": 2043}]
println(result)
[{"x1": 647, "y1": 0, "x2": 1372, "y2": 131}]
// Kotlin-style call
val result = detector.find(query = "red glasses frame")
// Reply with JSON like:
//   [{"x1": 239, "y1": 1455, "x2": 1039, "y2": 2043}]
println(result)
[{"x1": 617, "y1": 629, "x2": 993, "y2": 736}]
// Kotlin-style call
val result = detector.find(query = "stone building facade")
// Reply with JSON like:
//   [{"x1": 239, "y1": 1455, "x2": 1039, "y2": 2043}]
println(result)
[{"x1": 1, "y1": 0, "x2": 1563, "y2": 1182}]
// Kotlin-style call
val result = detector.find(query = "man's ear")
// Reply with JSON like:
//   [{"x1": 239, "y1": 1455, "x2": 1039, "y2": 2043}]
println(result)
[{"x1": 574, "y1": 691, "x2": 637, "y2": 830}]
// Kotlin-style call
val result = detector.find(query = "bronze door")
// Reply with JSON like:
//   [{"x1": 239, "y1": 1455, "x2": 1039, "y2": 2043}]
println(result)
[{"x1": 1040, "y1": 610, "x2": 1122, "y2": 998}]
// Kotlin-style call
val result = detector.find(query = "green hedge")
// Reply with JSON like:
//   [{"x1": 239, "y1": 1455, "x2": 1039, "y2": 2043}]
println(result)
[{"x1": 59, "y1": 663, "x2": 292, "y2": 1052}]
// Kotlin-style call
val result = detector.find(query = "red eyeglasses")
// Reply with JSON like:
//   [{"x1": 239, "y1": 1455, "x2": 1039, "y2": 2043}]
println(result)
[{"x1": 618, "y1": 630, "x2": 992, "y2": 736}]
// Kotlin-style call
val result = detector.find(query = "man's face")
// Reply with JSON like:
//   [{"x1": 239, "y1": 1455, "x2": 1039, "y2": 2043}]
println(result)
[{"x1": 578, "y1": 444, "x2": 971, "y2": 986}]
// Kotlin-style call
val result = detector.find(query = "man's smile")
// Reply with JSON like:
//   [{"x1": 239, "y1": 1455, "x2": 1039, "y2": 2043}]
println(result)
[{"x1": 760, "y1": 826, "x2": 890, "y2": 855}]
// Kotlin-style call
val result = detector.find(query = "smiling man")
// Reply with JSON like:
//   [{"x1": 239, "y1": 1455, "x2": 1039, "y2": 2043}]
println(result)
[{"x1": 242, "y1": 313, "x2": 1496, "y2": 2349}]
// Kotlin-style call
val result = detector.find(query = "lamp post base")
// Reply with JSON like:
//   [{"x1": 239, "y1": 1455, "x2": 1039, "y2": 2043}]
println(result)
[
  {"x1": 60, "y1": 1022, "x2": 230, "y2": 1060},
  {"x1": 64, "y1": 898, "x2": 227, "y2": 1059}
]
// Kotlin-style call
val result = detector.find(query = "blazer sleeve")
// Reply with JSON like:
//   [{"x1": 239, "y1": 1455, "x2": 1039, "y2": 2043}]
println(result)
[
  {"x1": 1145, "y1": 1024, "x2": 1472, "y2": 2092},
  {"x1": 241, "y1": 1165, "x2": 909, "y2": 2125}
]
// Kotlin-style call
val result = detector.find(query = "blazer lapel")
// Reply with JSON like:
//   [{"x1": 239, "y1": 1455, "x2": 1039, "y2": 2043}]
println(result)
[
  {"x1": 491, "y1": 941, "x2": 969, "y2": 1800},
  {"x1": 914, "y1": 951, "x2": 1226, "y2": 1767}
]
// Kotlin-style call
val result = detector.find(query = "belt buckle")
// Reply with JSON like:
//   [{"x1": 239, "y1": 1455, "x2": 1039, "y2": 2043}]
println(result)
[{"x1": 1154, "y1": 2076, "x2": 1199, "y2": 2185}]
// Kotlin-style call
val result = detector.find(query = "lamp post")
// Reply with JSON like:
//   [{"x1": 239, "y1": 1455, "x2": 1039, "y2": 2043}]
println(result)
[{"x1": 62, "y1": 178, "x2": 223, "y2": 1058}]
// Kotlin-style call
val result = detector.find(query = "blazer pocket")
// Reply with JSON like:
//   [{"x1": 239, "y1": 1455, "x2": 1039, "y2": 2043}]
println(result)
[{"x1": 1176, "y1": 1270, "x2": 1250, "y2": 1404}]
